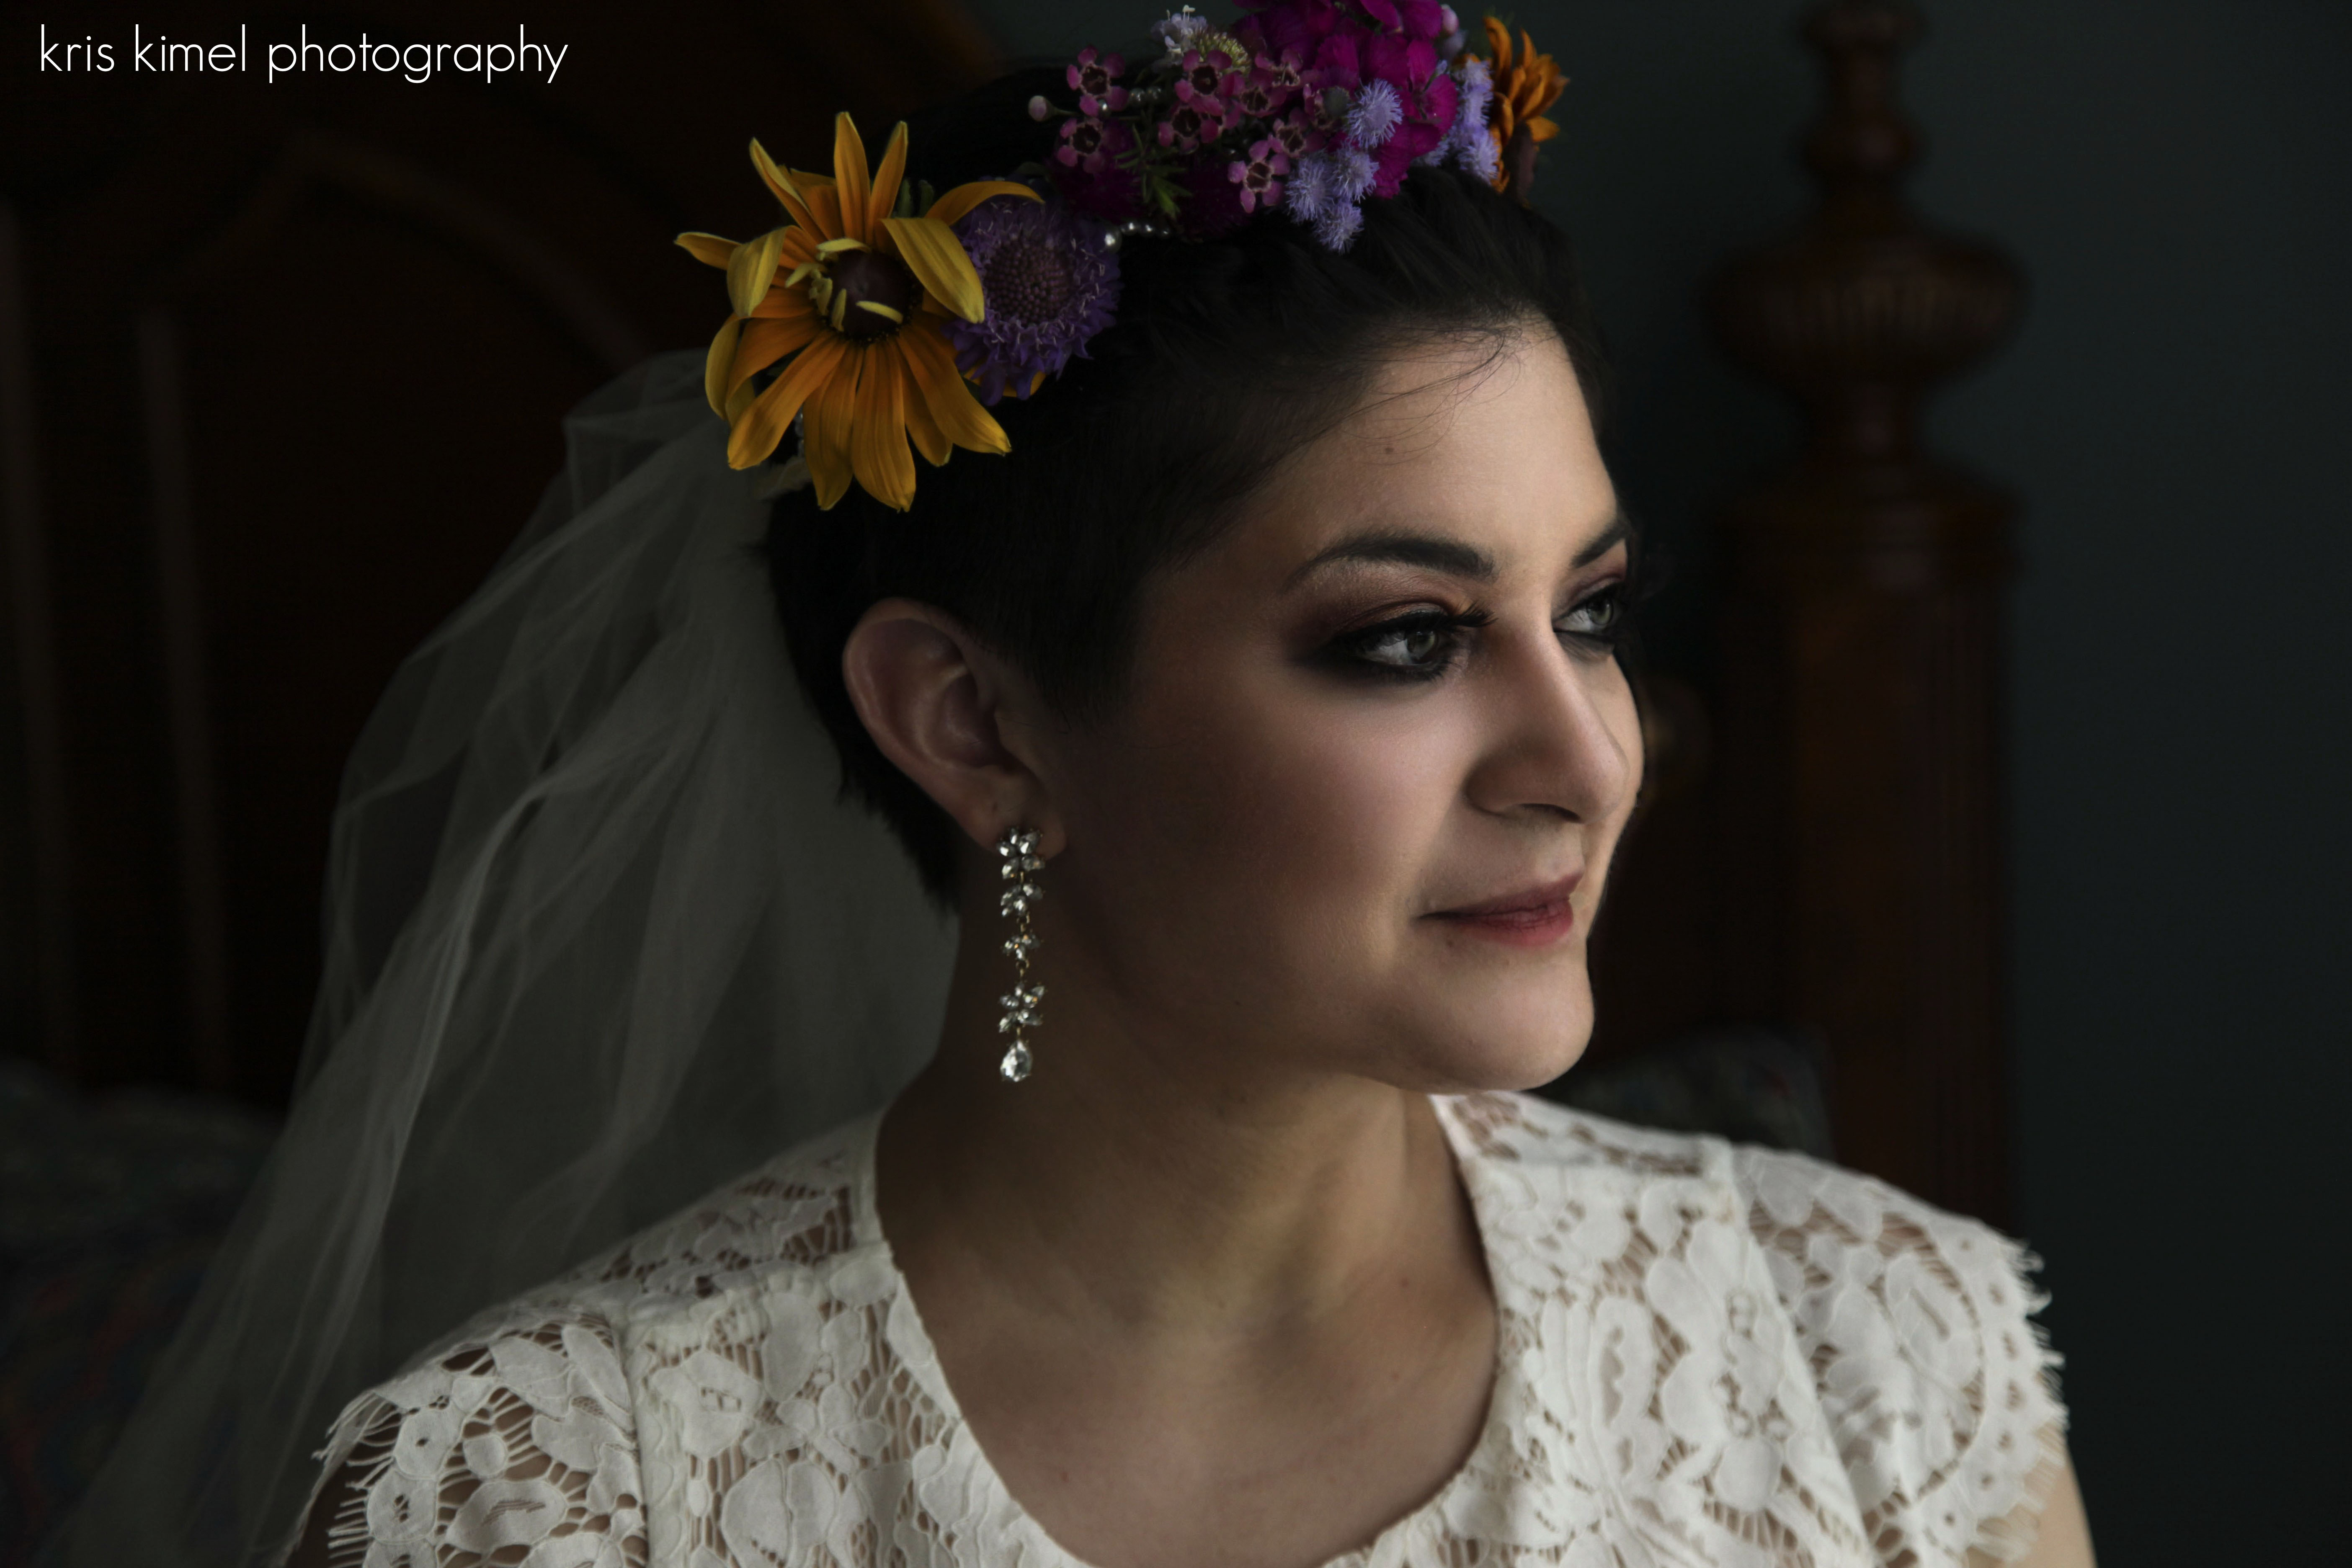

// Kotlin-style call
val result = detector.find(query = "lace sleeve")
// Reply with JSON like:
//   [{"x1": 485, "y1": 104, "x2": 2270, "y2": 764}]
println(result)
[
  {"x1": 295, "y1": 1308, "x2": 647, "y2": 1568},
  {"x1": 1733, "y1": 1145, "x2": 2067, "y2": 1567}
]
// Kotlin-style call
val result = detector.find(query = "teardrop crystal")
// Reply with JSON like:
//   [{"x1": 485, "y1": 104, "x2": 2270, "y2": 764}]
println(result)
[{"x1": 998, "y1": 1041, "x2": 1033, "y2": 1083}]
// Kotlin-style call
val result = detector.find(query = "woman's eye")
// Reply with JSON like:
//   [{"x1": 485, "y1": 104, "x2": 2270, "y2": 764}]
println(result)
[
  {"x1": 1560, "y1": 586, "x2": 1624, "y2": 641},
  {"x1": 1338, "y1": 614, "x2": 1471, "y2": 678},
  {"x1": 1389, "y1": 626, "x2": 1447, "y2": 663}
]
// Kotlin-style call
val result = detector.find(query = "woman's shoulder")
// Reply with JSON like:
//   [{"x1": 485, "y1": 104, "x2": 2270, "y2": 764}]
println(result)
[
  {"x1": 555, "y1": 1112, "x2": 878, "y2": 1322},
  {"x1": 289, "y1": 1116, "x2": 876, "y2": 1567},
  {"x1": 1439, "y1": 1086, "x2": 2051, "y2": 1335},
  {"x1": 390, "y1": 1109, "x2": 873, "y2": 1379},
  {"x1": 1448, "y1": 1089, "x2": 2068, "y2": 1566}
]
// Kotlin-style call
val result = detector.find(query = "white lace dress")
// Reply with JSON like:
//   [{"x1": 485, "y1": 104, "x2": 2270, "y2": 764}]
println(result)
[{"x1": 297, "y1": 1093, "x2": 2066, "y2": 1568}]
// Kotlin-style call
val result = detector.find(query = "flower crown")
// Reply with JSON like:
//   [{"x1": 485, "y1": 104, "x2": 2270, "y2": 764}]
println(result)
[{"x1": 679, "y1": 4, "x2": 1565, "y2": 511}]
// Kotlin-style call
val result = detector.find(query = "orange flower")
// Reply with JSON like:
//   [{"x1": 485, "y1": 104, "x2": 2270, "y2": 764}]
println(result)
[
  {"x1": 1477, "y1": 17, "x2": 1566, "y2": 196},
  {"x1": 677, "y1": 113, "x2": 1037, "y2": 510}
]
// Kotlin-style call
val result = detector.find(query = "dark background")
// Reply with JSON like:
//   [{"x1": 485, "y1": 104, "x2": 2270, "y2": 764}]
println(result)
[{"x1": 3, "y1": 0, "x2": 2348, "y2": 1560}]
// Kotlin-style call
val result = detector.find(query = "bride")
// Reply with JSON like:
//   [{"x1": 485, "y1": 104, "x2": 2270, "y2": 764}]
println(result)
[{"x1": 53, "y1": 9, "x2": 2091, "y2": 1566}]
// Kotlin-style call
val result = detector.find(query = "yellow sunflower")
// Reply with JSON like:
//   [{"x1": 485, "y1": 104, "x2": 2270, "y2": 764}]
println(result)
[
  {"x1": 677, "y1": 113, "x2": 1037, "y2": 509},
  {"x1": 1476, "y1": 17, "x2": 1567, "y2": 196}
]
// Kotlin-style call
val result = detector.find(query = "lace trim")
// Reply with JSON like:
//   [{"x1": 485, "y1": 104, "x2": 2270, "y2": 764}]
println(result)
[
  {"x1": 298, "y1": 1095, "x2": 2065, "y2": 1568},
  {"x1": 1729, "y1": 1140, "x2": 2068, "y2": 1566},
  {"x1": 305, "y1": 1310, "x2": 650, "y2": 1568}
]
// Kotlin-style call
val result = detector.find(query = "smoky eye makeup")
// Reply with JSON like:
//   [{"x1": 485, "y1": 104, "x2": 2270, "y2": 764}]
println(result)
[
  {"x1": 1302, "y1": 571, "x2": 1634, "y2": 684},
  {"x1": 1317, "y1": 604, "x2": 1496, "y2": 682},
  {"x1": 1292, "y1": 524, "x2": 1636, "y2": 683}
]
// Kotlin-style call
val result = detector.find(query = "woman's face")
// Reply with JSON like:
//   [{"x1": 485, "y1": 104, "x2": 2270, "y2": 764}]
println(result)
[{"x1": 1035, "y1": 327, "x2": 1640, "y2": 1095}]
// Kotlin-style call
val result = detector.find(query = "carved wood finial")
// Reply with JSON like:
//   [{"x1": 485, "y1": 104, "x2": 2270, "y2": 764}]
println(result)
[
  {"x1": 1801, "y1": 0, "x2": 1924, "y2": 198},
  {"x1": 1712, "y1": 0, "x2": 2022, "y2": 464}
]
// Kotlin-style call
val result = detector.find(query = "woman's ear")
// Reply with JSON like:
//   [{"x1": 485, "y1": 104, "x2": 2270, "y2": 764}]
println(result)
[{"x1": 841, "y1": 598, "x2": 1063, "y2": 856}]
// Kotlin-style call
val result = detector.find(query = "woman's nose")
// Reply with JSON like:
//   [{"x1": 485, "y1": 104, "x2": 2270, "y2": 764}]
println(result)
[{"x1": 1462, "y1": 630, "x2": 1640, "y2": 827}]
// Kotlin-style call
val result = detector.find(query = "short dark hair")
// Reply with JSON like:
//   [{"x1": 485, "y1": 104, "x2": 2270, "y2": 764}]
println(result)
[{"x1": 765, "y1": 69, "x2": 1612, "y2": 902}]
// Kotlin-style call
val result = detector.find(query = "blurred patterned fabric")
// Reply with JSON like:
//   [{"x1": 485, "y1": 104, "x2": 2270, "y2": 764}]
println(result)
[{"x1": 0, "y1": 1062, "x2": 276, "y2": 1565}]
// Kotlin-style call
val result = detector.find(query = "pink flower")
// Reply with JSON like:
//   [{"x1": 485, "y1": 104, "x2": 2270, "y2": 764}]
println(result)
[
  {"x1": 1401, "y1": 0, "x2": 1451, "y2": 36},
  {"x1": 1418, "y1": 68, "x2": 1460, "y2": 133},
  {"x1": 1055, "y1": 113, "x2": 1120, "y2": 174},
  {"x1": 1312, "y1": 31, "x2": 1362, "y2": 90},
  {"x1": 1241, "y1": 0, "x2": 1340, "y2": 62},
  {"x1": 1176, "y1": 46, "x2": 1245, "y2": 110},
  {"x1": 1368, "y1": 137, "x2": 1418, "y2": 197},
  {"x1": 1364, "y1": 34, "x2": 1437, "y2": 94},
  {"x1": 1066, "y1": 47, "x2": 1128, "y2": 118},
  {"x1": 1228, "y1": 135, "x2": 1291, "y2": 213},
  {"x1": 1233, "y1": 58, "x2": 1301, "y2": 120},
  {"x1": 1270, "y1": 106, "x2": 1325, "y2": 162},
  {"x1": 1158, "y1": 98, "x2": 1222, "y2": 152}
]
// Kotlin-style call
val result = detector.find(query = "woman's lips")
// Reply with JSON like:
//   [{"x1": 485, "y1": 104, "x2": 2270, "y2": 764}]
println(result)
[{"x1": 1425, "y1": 873, "x2": 1583, "y2": 947}]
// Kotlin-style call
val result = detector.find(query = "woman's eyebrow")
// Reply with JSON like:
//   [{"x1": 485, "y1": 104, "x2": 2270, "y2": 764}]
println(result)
[
  {"x1": 1573, "y1": 511, "x2": 1631, "y2": 567},
  {"x1": 1284, "y1": 530, "x2": 1497, "y2": 590},
  {"x1": 1286, "y1": 509, "x2": 1627, "y2": 590}
]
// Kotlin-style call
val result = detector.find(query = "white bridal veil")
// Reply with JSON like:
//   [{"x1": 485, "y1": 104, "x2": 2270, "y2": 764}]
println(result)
[{"x1": 43, "y1": 351, "x2": 957, "y2": 1565}]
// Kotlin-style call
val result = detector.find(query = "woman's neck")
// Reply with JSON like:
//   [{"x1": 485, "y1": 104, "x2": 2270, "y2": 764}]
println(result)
[
  {"x1": 874, "y1": 919, "x2": 1482, "y2": 1344},
  {"x1": 874, "y1": 916, "x2": 1499, "y2": 1568}
]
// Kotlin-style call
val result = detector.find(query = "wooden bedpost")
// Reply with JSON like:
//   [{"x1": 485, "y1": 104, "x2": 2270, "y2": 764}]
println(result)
[{"x1": 1709, "y1": 0, "x2": 2024, "y2": 1220}]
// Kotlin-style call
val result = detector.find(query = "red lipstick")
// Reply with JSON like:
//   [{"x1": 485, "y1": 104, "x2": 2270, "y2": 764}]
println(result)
[{"x1": 1426, "y1": 873, "x2": 1583, "y2": 948}]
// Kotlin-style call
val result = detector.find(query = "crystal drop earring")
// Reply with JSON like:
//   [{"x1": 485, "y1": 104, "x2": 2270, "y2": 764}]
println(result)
[{"x1": 995, "y1": 828, "x2": 1044, "y2": 1083}]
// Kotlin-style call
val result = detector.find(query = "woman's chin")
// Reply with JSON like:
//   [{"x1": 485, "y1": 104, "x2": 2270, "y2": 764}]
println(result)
[{"x1": 1371, "y1": 985, "x2": 1597, "y2": 1096}]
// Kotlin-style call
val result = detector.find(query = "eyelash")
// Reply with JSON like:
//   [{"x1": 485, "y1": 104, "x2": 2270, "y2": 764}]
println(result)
[{"x1": 1332, "y1": 585, "x2": 1629, "y2": 683}]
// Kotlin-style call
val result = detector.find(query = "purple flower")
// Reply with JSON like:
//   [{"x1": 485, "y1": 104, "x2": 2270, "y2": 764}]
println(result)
[
  {"x1": 1313, "y1": 198, "x2": 1364, "y2": 252},
  {"x1": 1067, "y1": 47, "x2": 1128, "y2": 118},
  {"x1": 951, "y1": 193, "x2": 1122, "y2": 405},
  {"x1": 1346, "y1": 79, "x2": 1402, "y2": 148},
  {"x1": 1286, "y1": 153, "x2": 1333, "y2": 221},
  {"x1": 1430, "y1": 57, "x2": 1493, "y2": 167},
  {"x1": 1460, "y1": 121, "x2": 1500, "y2": 182},
  {"x1": 1331, "y1": 144, "x2": 1376, "y2": 202},
  {"x1": 1228, "y1": 136, "x2": 1290, "y2": 213},
  {"x1": 1154, "y1": 6, "x2": 1212, "y2": 61},
  {"x1": 1451, "y1": 57, "x2": 1492, "y2": 138},
  {"x1": 1285, "y1": 149, "x2": 1365, "y2": 252}
]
